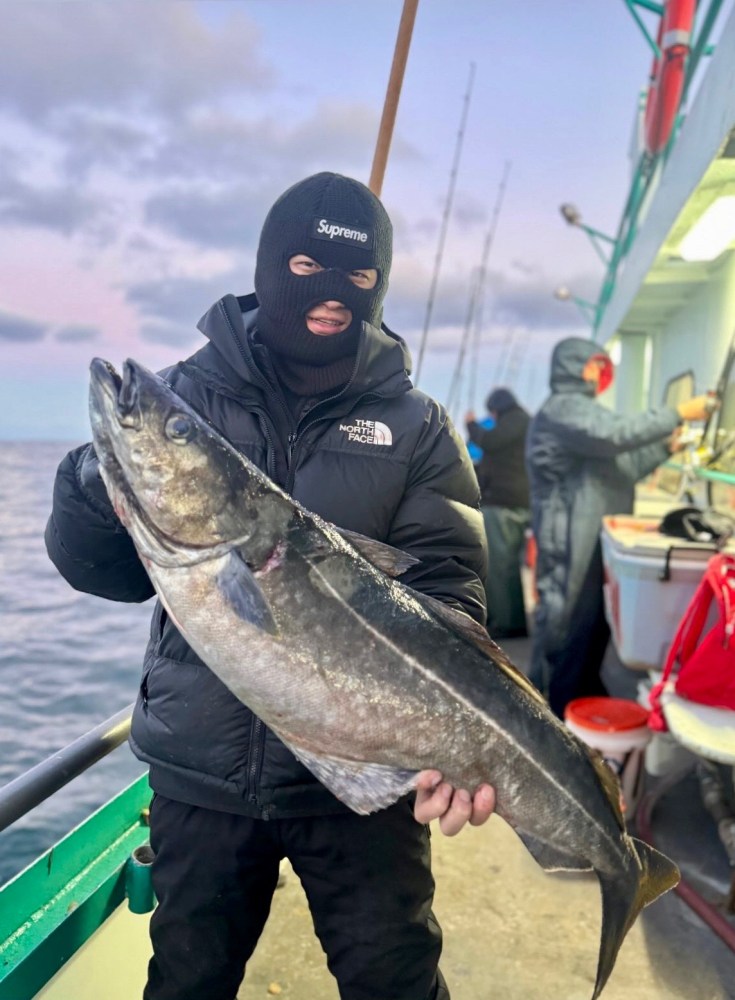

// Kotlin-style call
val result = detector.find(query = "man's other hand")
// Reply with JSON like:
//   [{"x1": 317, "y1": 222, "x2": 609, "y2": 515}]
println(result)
[{"x1": 414, "y1": 770, "x2": 495, "y2": 836}]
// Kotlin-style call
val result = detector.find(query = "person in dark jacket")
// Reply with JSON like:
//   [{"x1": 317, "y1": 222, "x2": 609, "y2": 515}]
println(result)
[
  {"x1": 45, "y1": 172, "x2": 495, "y2": 1000},
  {"x1": 525, "y1": 335, "x2": 714, "y2": 718},
  {"x1": 465, "y1": 387, "x2": 530, "y2": 638}
]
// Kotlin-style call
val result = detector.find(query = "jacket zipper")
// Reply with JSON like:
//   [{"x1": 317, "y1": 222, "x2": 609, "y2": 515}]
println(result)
[
  {"x1": 246, "y1": 717, "x2": 267, "y2": 811},
  {"x1": 222, "y1": 302, "x2": 295, "y2": 482},
  {"x1": 286, "y1": 389, "x2": 381, "y2": 493}
]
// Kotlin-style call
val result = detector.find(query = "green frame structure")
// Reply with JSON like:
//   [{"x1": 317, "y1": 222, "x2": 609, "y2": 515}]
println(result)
[
  {"x1": 573, "y1": 0, "x2": 727, "y2": 338},
  {"x1": 0, "y1": 774, "x2": 152, "y2": 1000}
]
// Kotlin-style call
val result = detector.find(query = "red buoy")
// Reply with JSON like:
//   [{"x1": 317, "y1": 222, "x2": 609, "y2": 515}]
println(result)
[{"x1": 643, "y1": 0, "x2": 696, "y2": 155}]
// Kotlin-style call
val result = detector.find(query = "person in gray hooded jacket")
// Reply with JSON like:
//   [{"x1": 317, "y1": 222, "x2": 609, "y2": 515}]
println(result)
[
  {"x1": 45, "y1": 172, "x2": 495, "y2": 1000},
  {"x1": 525, "y1": 336, "x2": 713, "y2": 718}
]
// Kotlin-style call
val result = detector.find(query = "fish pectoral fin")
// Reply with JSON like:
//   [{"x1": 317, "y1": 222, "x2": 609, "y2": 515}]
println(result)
[
  {"x1": 215, "y1": 551, "x2": 278, "y2": 634},
  {"x1": 517, "y1": 830, "x2": 593, "y2": 873},
  {"x1": 286, "y1": 744, "x2": 419, "y2": 815},
  {"x1": 336, "y1": 528, "x2": 420, "y2": 577}
]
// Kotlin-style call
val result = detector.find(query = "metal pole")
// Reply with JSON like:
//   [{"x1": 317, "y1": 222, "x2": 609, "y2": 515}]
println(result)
[
  {"x1": 368, "y1": 0, "x2": 420, "y2": 197},
  {"x1": 414, "y1": 61, "x2": 476, "y2": 386},
  {"x1": 0, "y1": 704, "x2": 134, "y2": 833},
  {"x1": 682, "y1": 0, "x2": 725, "y2": 103}
]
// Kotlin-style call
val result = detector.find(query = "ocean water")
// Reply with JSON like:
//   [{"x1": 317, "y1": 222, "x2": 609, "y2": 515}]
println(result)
[{"x1": 0, "y1": 441, "x2": 151, "y2": 886}]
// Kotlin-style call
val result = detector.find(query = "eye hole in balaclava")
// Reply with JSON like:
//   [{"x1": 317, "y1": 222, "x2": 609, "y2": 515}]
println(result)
[{"x1": 254, "y1": 173, "x2": 393, "y2": 385}]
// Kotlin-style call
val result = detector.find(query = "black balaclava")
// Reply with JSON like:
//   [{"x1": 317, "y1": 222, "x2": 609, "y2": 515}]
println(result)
[{"x1": 254, "y1": 172, "x2": 392, "y2": 394}]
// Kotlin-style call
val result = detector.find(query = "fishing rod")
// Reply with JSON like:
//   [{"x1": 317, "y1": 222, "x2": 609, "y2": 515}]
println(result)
[
  {"x1": 445, "y1": 265, "x2": 481, "y2": 418},
  {"x1": 493, "y1": 323, "x2": 517, "y2": 386},
  {"x1": 466, "y1": 160, "x2": 512, "y2": 412},
  {"x1": 368, "y1": 0, "x2": 420, "y2": 198},
  {"x1": 414, "y1": 61, "x2": 476, "y2": 386},
  {"x1": 446, "y1": 163, "x2": 512, "y2": 418}
]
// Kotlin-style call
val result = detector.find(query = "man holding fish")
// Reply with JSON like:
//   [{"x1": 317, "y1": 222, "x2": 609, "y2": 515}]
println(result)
[{"x1": 46, "y1": 172, "x2": 496, "y2": 1000}]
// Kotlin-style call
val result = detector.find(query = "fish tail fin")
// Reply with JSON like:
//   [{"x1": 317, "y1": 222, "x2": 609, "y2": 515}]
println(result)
[{"x1": 592, "y1": 838, "x2": 679, "y2": 1000}]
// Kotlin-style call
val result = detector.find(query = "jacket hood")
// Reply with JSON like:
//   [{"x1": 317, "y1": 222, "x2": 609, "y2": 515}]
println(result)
[
  {"x1": 485, "y1": 387, "x2": 521, "y2": 414},
  {"x1": 196, "y1": 292, "x2": 413, "y2": 398},
  {"x1": 549, "y1": 337, "x2": 611, "y2": 395}
]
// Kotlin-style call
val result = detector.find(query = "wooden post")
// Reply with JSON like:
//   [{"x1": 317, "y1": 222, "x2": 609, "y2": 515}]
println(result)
[{"x1": 368, "y1": 0, "x2": 420, "y2": 197}]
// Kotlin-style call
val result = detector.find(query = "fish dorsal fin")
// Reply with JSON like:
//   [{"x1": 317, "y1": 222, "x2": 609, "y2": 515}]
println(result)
[
  {"x1": 336, "y1": 528, "x2": 420, "y2": 577},
  {"x1": 282, "y1": 742, "x2": 419, "y2": 815},
  {"x1": 415, "y1": 592, "x2": 546, "y2": 705}
]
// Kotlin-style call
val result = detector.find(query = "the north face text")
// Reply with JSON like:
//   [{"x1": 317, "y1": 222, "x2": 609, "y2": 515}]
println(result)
[{"x1": 339, "y1": 419, "x2": 392, "y2": 446}]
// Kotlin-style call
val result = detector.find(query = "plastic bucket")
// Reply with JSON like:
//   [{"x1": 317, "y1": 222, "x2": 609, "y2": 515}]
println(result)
[{"x1": 565, "y1": 697, "x2": 652, "y2": 812}]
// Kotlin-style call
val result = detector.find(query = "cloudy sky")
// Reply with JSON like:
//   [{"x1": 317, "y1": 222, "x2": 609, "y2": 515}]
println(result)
[{"x1": 0, "y1": 0, "x2": 709, "y2": 439}]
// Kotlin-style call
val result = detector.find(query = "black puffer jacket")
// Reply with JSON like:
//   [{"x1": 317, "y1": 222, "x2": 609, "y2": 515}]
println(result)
[
  {"x1": 467, "y1": 402, "x2": 530, "y2": 509},
  {"x1": 525, "y1": 337, "x2": 680, "y2": 654},
  {"x1": 45, "y1": 293, "x2": 487, "y2": 819}
]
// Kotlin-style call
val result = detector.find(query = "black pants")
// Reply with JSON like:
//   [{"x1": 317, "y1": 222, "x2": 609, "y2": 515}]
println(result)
[
  {"x1": 144, "y1": 794, "x2": 449, "y2": 1000},
  {"x1": 531, "y1": 543, "x2": 610, "y2": 718},
  {"x1": 481, "y1": 505, "x2": 530, "y2": 637}
]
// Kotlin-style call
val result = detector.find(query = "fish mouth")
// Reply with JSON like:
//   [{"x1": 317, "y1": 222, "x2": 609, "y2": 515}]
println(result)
[
  {"x1": 88, "y1": 358, "x2": 155, "y2": 547},
  {"x1": 88, "y1": 357, "x2": 246, "y2": 567},
  {"x1": 90, "y1": 357, "x2": 141, "y2": 429},
  {"x1": 88, "y1": 358, "x2": 142, "y2": 526}
]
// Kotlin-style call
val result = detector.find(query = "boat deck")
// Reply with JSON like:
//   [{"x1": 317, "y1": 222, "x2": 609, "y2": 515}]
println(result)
[{"x1": 34, "y1": 636, "x2": 735, "y2": 1000}]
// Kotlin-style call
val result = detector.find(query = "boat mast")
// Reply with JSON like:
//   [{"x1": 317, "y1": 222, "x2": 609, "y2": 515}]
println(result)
[
  {"x1": 414, "y1": 61, "x2": 476, "y2": 386},
  {"x1": 369, "y1": 0, "x2": 420, "y2": 197}
]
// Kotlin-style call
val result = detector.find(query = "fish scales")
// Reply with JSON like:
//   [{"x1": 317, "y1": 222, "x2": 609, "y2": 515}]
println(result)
[{"x1": 88, "y1": 357, "x2": 681, "y2": 1000}]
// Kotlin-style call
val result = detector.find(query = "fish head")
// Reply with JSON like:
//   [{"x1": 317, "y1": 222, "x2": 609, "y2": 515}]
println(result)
[{"x1": 89, "y1": 358, "x2": 292, "y2": 566}]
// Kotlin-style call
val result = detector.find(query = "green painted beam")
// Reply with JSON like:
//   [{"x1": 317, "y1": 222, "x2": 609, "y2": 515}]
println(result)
[
  {"x1": 0, "y1": 774, "x2": 152, "y2": 1000},
  {"x1": 662, "y1": 461, "x2": 735, "y2": 487},
  {"x1": 623, "y1": 0, "x2": 662, "y2": 60},
  {"x1": 693, "y1": 467, "x2": 735, "y2": 486},
  {"x1": 683, "y1": 0, "x2": 725, "y2": 103}
]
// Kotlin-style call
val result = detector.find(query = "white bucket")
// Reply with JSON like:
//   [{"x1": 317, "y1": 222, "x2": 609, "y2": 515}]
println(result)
[{"x1": 565, "y1": 697, "x2": 652, "y2": 814}]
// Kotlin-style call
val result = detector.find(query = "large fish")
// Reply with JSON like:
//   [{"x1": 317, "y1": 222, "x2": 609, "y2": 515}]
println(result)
[{"x1": 89, "y1": 357, "x2": 679, "y2": 999}]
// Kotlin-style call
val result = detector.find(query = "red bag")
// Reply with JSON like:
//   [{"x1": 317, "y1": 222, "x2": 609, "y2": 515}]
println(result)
[{"x1": 649, "y1": 553, "x2": 735, "y2": 730}]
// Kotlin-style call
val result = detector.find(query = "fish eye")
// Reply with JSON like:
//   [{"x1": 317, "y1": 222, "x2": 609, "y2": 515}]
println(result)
[{"x1": 165, "y1": 412, "x2": 196, "y2": 444}]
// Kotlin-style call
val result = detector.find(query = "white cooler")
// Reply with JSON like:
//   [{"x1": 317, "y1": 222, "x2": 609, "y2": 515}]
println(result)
[{"x1": 600, "y1": 515, "x2": 730, "y2": 672}]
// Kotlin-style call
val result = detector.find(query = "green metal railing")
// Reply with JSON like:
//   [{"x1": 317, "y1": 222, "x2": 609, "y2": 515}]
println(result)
[
  {"x1": 0, "y1": 710, "x2": 154, "y2": 1000},
  {"x1": 696, "y1": 466, "x2": 735, "y2": 485},
  {"x1": 0, "y1": 706, "x2": 134, "y2": 834}
]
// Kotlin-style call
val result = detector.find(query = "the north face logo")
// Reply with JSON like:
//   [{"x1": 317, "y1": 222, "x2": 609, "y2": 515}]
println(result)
[{"x1": 339, "y1": 419, "x2": 393, "y2": 446}]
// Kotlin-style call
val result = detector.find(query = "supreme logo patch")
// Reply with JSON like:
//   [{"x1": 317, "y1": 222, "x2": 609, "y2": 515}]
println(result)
[{"x1": 312, "y1": 217, "x2": 374, "y2": 249}]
